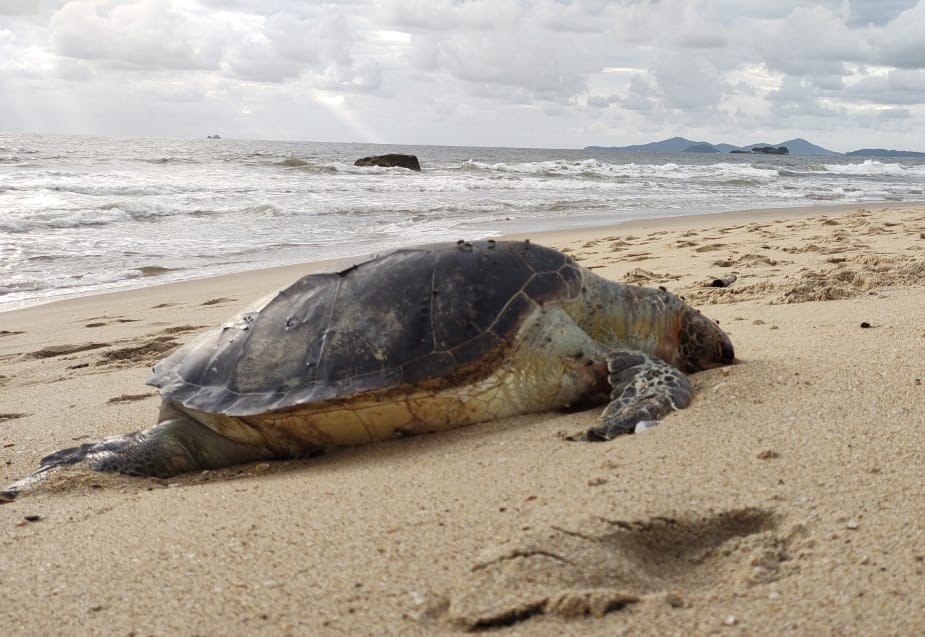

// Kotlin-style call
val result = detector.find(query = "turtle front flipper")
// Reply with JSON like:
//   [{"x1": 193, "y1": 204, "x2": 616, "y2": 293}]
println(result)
[
  {"x1": 583, "y1": 351, "x2": 693, "y2": 441},
  {"x1": 1, "y1": 415, "x2": 275, "y2": 502}
]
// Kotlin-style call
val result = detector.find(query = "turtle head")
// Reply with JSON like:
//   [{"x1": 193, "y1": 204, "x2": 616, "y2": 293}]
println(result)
[{"x1": 676, "y1": 307, "x2": 735, "y2": 372}]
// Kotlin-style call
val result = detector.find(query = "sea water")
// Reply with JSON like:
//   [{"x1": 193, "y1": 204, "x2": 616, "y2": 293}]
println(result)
[{"x1": 2, "y1": 133, "x2": 924, "y2": 312}]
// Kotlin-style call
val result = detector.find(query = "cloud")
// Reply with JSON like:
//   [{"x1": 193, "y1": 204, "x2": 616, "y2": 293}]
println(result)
[
  {"x1": 0, "y1": 0, "x2": 38, "y2": 16},
  {"x1": 218, "y1": 9, "x2": 356, "y2": 83},
  {"x1": 386, "y1": 0, "x2": 614, "y2": 100},
  {"x1": 869, "y1": 1, "x2": 925, "y2": 69},
  {"x1": 418, "y1": 31, "x2": 593, "y2": 97},
  {"x1": 881, "y1": 107, "x2": 912, "y2": 118},
  {"x1": 846, "y1": 0, "x2": 920, "y2": 26},
  {"x1": 2, "y1": 0, "x2": 925, "y2": 150},
  {"x1": 651, "y1": 54, "x2": 728, "y2": 111},
  {"x1": 620, "y1": 74, "x2": 657, "y2": 112},
  {"x1": 220, "y1": 25, "x2": 303, "y2": 81},
  {"x1": 49, "y1": 0, "x2": 224, "y2": 71},
  {"x1": 314, "y1": 61, "x2": 382, "y2": 92},
  {"x1": 847, "y1": 69, "x2": 925, "y2": 104},
  {"x1": 755, "y1": 5, "x2": 871, "y2": 77},
  {"x1": 586, "y1": 94, "x2": 621, "y2": 108},
  {"x1": 766, "y1": 75, "x2": 844, "y2": 118},
  {"x1": 46, "y1": 0, "x2": 382, "y2": 93}
]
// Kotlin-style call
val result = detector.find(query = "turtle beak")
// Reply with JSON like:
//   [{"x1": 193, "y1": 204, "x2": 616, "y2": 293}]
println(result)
[{"x1": 718, "y1": 340, "x2": 735, "y2": 365}]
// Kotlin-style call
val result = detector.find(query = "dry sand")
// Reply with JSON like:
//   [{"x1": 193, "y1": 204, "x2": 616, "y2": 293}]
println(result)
[{"x1": 2, "y1": 203, "x2": 924, "y2": 636}]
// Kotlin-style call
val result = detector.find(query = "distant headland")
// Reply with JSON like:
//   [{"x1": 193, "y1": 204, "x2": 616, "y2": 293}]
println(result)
[{"x1": 584, "y1": 137, "x2": 925, "y2": 157}]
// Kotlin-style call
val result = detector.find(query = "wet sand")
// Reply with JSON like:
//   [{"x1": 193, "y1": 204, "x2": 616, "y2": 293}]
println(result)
[{"x1": 2, "y1": 203, "x2": 925, "y2": 635}]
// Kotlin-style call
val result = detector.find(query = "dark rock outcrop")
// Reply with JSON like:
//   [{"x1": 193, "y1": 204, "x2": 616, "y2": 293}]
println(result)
[
  {"x1": 751, "y1": 146, "x2": 789, "y2": 155},
  {"x1": 354, "y1": 154, "x2": 421, "y2": 171},
  {"x1": 731, "y1": 146, "x2": 789, "y2": 155}
]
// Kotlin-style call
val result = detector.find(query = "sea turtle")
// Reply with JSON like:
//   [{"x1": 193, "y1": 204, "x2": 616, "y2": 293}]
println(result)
[{"x1": 2, "y1": 240, "x2": 733, "y2": 499}]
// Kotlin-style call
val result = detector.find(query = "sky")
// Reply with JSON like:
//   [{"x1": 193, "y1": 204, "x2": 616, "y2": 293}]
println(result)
[{"x1": 1, "y1": 0, "x2": 925, "y2": 151}]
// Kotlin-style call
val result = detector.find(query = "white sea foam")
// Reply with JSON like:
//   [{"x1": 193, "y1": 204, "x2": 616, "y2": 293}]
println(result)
[
  {"x1": 825, "y1": 160, "x2": 925, "y2": 175},
  {"x1": 2, "y1": 133, "x2": 924, "y2": 311}
]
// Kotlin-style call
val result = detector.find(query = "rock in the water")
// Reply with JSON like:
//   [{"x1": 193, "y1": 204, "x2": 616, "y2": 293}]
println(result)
[{"x1": 354, "y1": 153, "x2": 421, "y2": 171}]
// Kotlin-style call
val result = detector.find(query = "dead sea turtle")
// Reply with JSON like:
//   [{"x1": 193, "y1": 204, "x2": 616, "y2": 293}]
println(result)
[{"x1": 2, "y1": 240, "x2": 733, "y2": 499}]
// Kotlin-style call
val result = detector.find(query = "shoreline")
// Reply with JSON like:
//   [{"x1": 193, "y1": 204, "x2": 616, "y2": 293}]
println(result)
[
  {"x1": 3, "y1": 201, "x2": 925, "y2": 635},
  {"x1": 3, "y1": 199, "x2": 923, "y2": 318}
]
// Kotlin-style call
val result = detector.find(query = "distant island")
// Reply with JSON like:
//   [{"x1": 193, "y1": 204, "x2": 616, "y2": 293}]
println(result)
[
  {"x1": 731, "y1": 146, "x2": 789, "y2": 155},
  {"x1": 846, "y1": 148, "x2": 925, "y2": 158},
  {"x1": 206, "y1": 134, "x2": 222, "y2": 139},
  {"x1": 584, "y1": 137, "x2": 925, "y2": 157}
]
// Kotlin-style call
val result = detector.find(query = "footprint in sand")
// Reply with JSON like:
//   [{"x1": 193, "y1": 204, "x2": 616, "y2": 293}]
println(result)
[
  {"x1": 107, "y1": 393, "x2": 157, "y2": 405},
  {"x1": 27, "y1": 343, "x2": 108, "y2": 359},
  {"x1": 0, "y1": 331, "x2": 25, "y2": 337},
  {"x1": 607, "y1": 240, "x2": 635, "y2": 252},
  {"x1": 158, "y1": 325, "x2": 205, "y2": 335},
  {"x1": 97, "y1": 337, "x2": 180, "y2": 367},
  {"x1": 712, "y1": 254, "x2": 782, "y2": 268},
  {"x1": 95, "y1": 326, "x2": 204, "y2": 368},
  {"x1": 201, "y1": 297, "x2": 236, "y2": 306},
  {"x1": 84, "y1": 318, "x2": 140, "y2": 328},
  {"x1": 436, "y1": 507, "x2": 800, "y2": 630},
  {"x1": 622, "y1": 268, "x2": 680, "y2": 284},
  {"x1": 694, "y1": 244, "x2": 726, "y2": 253},
  {"x1": 0, "y1": 413, "x2": 29, "y2": 423}
]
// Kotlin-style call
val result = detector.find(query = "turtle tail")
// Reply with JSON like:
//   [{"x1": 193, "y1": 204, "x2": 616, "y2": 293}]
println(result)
[{"x1": 1, "y1": 416, "x2": 274, "y2": 502}]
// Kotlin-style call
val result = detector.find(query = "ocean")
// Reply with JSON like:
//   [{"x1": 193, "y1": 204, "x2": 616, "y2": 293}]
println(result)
[{"x1": 2, "y1": 133, "x2": 924, "y2": 312}]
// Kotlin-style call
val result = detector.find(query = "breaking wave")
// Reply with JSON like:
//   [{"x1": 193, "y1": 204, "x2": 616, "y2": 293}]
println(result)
[{"x1": 3, "y1": 132, "x2": 924, "y2": 311}]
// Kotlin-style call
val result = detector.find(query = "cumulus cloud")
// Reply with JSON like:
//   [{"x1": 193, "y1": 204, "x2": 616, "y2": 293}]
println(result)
[
  {"x1": 314, "y1": 61, "x2": 382, "y2": 92},
  {"x1": 0, "y1": 0, "x2": 38, "y2": 16},
  {"x1": 869, "y1": 1, "x2": 925, "y2": 69},
  {"x1": 220, "y1": 30, "x2": 303, "y2": 82},
  {"x1": 416, "y1": 31, "x2": 592, "y2": 97},
  {"x1": 586, "y1": 94, "x2": 621, "y2": 108},
  {"x1": 45, "y1": 0, "x2": 383, "y2": 92},
  {"x1": 49, "y1": 0, "x2": 224, "y2": 71},
  {"x1": 882, "y1": 107, "x2": 912, "y2": 118},
  {"x1": 847, "y1": 69, "x2": 925, "y2": 104},
  {"x1": 620, "y1": 75, "x2": 657, "y2": 112},
  {"x1": 651, "y1": 54, "x2": 728, "y2": 111},
  {"x1": 384, "y1": 0, "x2": 615, "y2": 100},
  {"x1": 1, "y1": 0, "x2": 925, "y2": 149},
  {"x1": 756, "y1": 5, "x2": 870, "y2": 78},
  {"x1": 847, "y1": 0, "x2": 920, "y2": 26},
  {"x1": 766, "y1": 75, "x2": 843, "y2": 117},
  {"x1": 219, "y1": 9, "x2": 356, "y2": 83}
]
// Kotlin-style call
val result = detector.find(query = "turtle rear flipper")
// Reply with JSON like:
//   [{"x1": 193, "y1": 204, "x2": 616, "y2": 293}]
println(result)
[
  {"x1": 1, "y1": 416, "x2": 275, "y2": 501},
  {"x1": 583, "y1": 351, "x2": 693, "y2": 441},
  {"x1": 54, "y1": 416, "x2": 276, "y2": 477}
]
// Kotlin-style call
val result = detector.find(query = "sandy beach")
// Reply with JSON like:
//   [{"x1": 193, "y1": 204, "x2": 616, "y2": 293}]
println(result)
[{"x1": 2, "y1": 202, "x2": 925, "y2": 636}]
